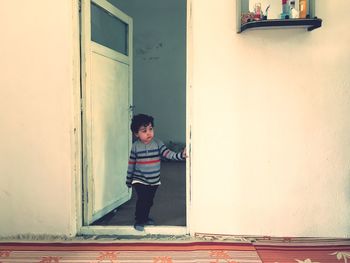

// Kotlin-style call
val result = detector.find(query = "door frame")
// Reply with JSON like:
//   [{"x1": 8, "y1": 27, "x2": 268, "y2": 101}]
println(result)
[{"x1": 73, "y1": 0, "x2": 193, "y2": 236}]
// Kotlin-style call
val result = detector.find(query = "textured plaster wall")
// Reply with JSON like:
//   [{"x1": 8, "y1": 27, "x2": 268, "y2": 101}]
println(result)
[
  {"x1": 0, "y1": 1, "x2": 76, "y2": 236},
  {"x1": 108, "y1": 0, "x2": 186, "y2": 144},
  {"x1": 190, "y1": 0, "x2": 350, "y2": 237}
]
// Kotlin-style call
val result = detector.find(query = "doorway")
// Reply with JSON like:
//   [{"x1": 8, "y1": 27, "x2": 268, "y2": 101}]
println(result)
[{"x1": 80, "y1": 0, "x2": 187, "y2": 233}]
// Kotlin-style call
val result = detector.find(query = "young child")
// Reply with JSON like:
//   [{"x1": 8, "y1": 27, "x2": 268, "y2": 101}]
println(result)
[{"x1": 126, "y1": 114, "x2": 186, "y2": 231}]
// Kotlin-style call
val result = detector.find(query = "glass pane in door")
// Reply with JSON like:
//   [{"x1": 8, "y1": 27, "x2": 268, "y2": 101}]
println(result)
[{"x1": 91, "y1": 2, "x2": 128, "y2": 55}]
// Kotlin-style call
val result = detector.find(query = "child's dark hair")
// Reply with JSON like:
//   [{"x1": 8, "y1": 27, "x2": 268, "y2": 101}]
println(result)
[{"x1": 131, "y1": 114, "x2": 154, "y2": 133}]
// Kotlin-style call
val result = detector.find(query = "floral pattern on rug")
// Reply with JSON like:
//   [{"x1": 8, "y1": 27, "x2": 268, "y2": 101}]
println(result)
[
  {"x1": 210, "y1": 250, "x2": 237, "y2": 262},
  {"x1": 258, "y1": 249, "x2": 350, "y2": 263},
  {"x1": 0, "y1": 251, "x2": 11, "y2": 263},
  {"x1": 0, "y1": 243, "x2": 349, "y2": 263},
  {"x1": 295, "y1": 259, "x2": 320, "y2": 263},
  {"x1": 0, "y1": 249, "x2": 259, "y2": 263},
  {"x1": 94, "y1": 251, "x2": 119, "y2": 263},
  {"x1": 153, "y1": 256, "x2": 173, "y2": 263},
  {"x1": 39, "y1": 256, "x2": 61, "y2": 263},
  {"x1": 331, "y1": 251, "x2": 350, "y2": 262}
]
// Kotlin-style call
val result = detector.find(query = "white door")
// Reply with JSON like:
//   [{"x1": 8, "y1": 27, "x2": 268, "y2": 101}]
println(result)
[{"x1": 81, "y1": 0, "x2": 133, "y2": 225}]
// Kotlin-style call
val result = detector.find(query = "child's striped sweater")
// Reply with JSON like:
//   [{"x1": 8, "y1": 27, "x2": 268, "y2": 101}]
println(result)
[{"x1": 126, "y1": 138, "x2": 185, "y2": 186}]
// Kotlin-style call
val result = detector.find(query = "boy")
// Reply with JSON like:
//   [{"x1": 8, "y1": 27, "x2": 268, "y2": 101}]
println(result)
[{"x1": 126, "y1": 114, "x2": 186, "y2": 231}]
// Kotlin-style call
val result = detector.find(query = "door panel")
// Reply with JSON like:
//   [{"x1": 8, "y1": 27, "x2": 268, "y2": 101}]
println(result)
[
  {"x1": 81, "y1": 0, "x2": 133, "y2": 225},
  {"x1": 90, "y1": 49, "x2": 130, "y2": 220}
]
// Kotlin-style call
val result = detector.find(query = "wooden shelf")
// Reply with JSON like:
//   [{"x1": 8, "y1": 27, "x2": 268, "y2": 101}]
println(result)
[{"x1": 238, "y1": 18, "x2": 322, "y2": 33}]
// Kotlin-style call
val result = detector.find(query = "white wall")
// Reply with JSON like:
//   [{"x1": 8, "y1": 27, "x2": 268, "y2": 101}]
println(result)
[
  {"x1": 109, "y1": 0, "x2": 186, "y2": 144},
  {"x1": 0, "y1": 1, "x2": 77, "y2": 237},
  {"x1": 1, "y1": 0, "x2": 349, "y2": 239},
  {"x1": 191, "y1": 0, "x2": 350, "y2": 237}
]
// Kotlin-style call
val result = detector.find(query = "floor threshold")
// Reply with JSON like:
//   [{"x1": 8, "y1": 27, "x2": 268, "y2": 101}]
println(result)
[{"x1": 79, "y1": 225, "x2": 188, "y2": 237}]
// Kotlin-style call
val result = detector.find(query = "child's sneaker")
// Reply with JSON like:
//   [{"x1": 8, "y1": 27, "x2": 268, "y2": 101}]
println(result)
[{"x1": 134, "y1": 223, "x2": 144, "y2": 231}]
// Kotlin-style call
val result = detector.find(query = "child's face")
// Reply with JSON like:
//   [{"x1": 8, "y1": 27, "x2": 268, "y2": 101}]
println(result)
[{"x1": 135, "y1": 123, "x2": 154, "y2": 144}]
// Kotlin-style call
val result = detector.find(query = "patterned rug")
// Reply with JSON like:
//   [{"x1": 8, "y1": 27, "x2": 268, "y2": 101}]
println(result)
[
  {"x1": 254, "y1": 241, "x2": 350, "y2": 263},
  {"x1": 1, "y1": 240, "x2": 349, "y2": 262},
  {"x1": 0, "y1": 241, "x2": 261, "y2": 263}
]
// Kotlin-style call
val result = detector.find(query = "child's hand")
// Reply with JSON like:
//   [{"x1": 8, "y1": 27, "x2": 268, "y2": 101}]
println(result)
[{"x1": 182, "y1": 148, "x2": 188, "y2": 158}]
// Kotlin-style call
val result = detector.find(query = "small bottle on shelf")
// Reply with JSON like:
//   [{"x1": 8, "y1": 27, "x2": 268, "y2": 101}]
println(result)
[
  {"x1": 281, "y1": 0, "x2": 290, "y2": 19},
  {"x1": 290, "y1": 0, "x2": 299, "y2": 18},
  {"x1": 299, "y1": 0, "x2": 307, "y2": 18},
  {"x1": 254, "y1": 2, "x2": 262, "y2": 21}
]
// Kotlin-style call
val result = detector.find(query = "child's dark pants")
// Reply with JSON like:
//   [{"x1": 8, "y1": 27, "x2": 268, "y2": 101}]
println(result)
[{"x1": 134, "y1": 183, "x2": 158, "y2": 224}]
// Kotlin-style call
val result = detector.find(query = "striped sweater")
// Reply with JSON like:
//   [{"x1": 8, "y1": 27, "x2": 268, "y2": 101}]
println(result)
[{"x1": 126, "y1": 138, "x2": 185, "y2": 186}]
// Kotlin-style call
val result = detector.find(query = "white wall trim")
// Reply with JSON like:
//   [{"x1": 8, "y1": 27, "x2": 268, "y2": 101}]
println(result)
[
  {"x1": 72, "y1": 0, "x2": 83, "y2": 236},
  {"x1": 186, "y1": 0, "x2": 194, "y2": 236}
]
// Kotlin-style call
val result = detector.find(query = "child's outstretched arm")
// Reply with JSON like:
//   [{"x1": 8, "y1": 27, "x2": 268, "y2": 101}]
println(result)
[
  {"x1": 126, "y1": 147, "x2": 136, "y2": 188},
  {"x1": 159, "y1": 142, "x2": 186, "y2": 161}
]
